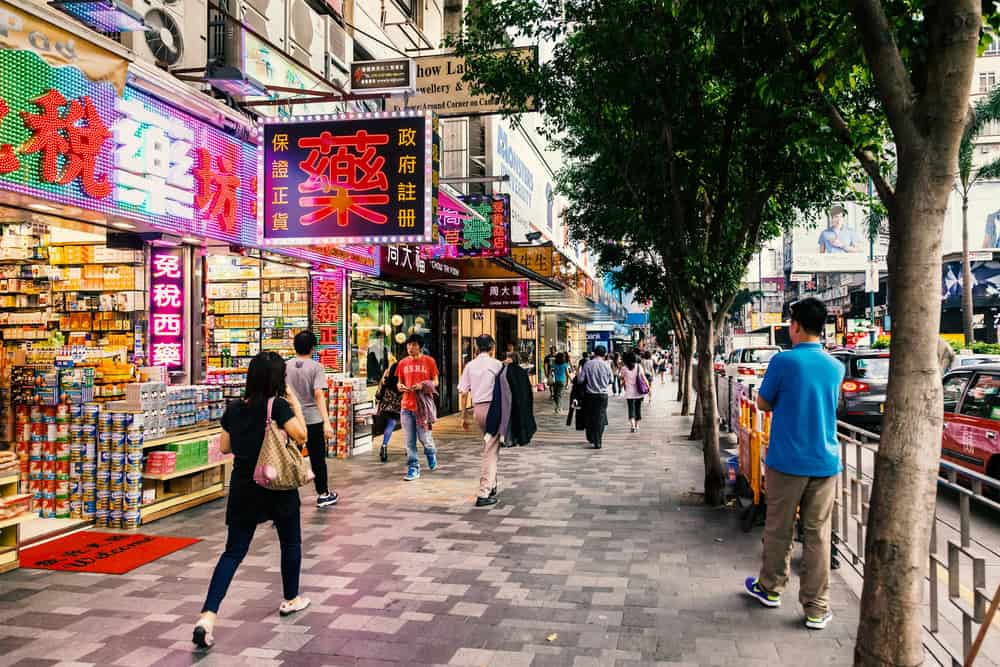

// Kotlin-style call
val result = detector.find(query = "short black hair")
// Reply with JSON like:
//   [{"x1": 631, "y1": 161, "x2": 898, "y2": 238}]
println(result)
[
  {"x1": 594, "y1": 345, "x2": 607, "y2": 357},
  {"x1": 789, "y1": 297, "x2": 827, "y2": 336},
  {"x1": 293, "y1": 330, "x2": 317, "y2": 355},
  {"x1": 406, "y1": 333, "x2": 424, "y2": 347},
  {"x1": 476, "y1": 334, "x2": 495, "y2": 352}
]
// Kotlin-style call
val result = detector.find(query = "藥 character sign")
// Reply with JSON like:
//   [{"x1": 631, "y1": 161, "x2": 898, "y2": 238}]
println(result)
[
  {"x1": 261, "y1": 111, "x2": 438, "y2": 245},
  {"x1": 149, "y1": 248, "x2": 185, "y2": 370}
]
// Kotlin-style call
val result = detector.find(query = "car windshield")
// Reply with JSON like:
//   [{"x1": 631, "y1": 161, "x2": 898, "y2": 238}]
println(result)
[
  {"x1": 854, "y1": 357, "x2": 890, "y2": 380},
  {"x1": 742, "y1": 349, "x2": 778, "y2": 364}
]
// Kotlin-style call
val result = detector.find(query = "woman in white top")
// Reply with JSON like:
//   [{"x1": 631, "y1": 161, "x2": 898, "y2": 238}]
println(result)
[{"x1": 620, "y1": 351, "x2": 651, "y2": 432}]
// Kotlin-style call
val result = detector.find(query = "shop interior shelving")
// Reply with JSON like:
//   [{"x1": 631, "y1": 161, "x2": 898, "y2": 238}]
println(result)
[
  {"x1": 0, "y1": 471, "x2": 33, "y2": 574},
  {"x1": 140, "y1": 426, "x2": 228, "y2": 525}
]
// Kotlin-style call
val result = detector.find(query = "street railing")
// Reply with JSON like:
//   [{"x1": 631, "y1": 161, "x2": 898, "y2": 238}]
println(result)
[{"x1": 714, "y1": 377, "x2": 1000, "y2": 666}]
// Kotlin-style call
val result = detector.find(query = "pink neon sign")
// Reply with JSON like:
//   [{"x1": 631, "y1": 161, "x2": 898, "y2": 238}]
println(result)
[{"x1": 149, "y1": 248, "x2": 185, "y2": 369}]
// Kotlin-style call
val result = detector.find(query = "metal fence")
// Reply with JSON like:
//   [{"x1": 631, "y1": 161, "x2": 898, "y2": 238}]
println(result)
[{"x1": 715, "y1": 375, "x2": 1000, "y2": 667}]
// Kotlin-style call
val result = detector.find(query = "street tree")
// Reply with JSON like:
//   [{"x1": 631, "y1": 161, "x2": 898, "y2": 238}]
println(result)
[
  {"x1": 452, "y1": 0, "x2": 852, "y2": 505},
  {"x1": 957, "y1": 86, "x2": 1000, "y2": 345},
  {"x1": 768, "y1": 2, "x2": 993, "y2": 664}
]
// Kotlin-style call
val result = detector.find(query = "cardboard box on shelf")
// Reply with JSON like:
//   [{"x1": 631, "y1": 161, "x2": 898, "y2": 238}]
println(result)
[{"x1": 168, "y1": 472, "x2": 204, "y2": 496}]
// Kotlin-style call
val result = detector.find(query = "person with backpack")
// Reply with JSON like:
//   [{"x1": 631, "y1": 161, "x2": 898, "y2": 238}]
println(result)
[
  {"x1": 620, "y1": 350, "x2": 651, "y2": 433},
  {"x1": 193, "y1": 352, "x2": 310, "y2": 650},
  {"x1": 375, "y1": 359, "x2": 402, "y2": 463}
]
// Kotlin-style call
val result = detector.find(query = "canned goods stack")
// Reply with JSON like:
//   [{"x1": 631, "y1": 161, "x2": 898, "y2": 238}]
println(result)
[{"x1": 96, "y1": 409, "x2": 144, "y2": 529}]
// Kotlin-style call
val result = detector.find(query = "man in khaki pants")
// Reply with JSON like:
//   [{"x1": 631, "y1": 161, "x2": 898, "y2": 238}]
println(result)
[
  {"x1": 743, "y1": 298, "x2": 844, "y2": 630},
  {"x1": 460, "y1": 335, "x2": 503, "y2": 507}
]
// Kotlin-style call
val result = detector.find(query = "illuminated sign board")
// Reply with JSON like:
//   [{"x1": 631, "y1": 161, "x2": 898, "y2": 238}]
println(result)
[
  {"x1": 149, "y1": 248, "x2": 185, "y2": 369},
  {"x1": 311, "y1": 272, "x2": 345, "y2": 372},
  {"x1": 261, "y1": 111, "x2": 438, "y2": 245},
  {"x1": 481, "y1": 280, "x2": 529, "y2": 308},
  {"x1": 427, "y1": 192, "x2": 510, "y2": 259}
]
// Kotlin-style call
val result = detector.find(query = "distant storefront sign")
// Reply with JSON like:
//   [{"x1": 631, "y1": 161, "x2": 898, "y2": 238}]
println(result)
[
  {"x1": 385, "y1": 48, "x2": 537, "y2": 117},
  {"x1": 350, "y1": 58, "x2": 416, "y2": 94},
  {"x1": 261, "y1": 112, "x2": 439, "y2": 245},
  {"x1": 241, "y1": 33, "x2": 342, "y2": 117},
  {"x1": 379, "y1": 245, "x2": 462, "y2": 281},
  {"x1": 512, "y1": 245, "x2": 554, "y2": 278},
  {"x1": 481, "y1": 281, "x2": 529, "y2": 308},
  {"x1": 427, "y1": 193, "x2": 510, "y2": 259}
]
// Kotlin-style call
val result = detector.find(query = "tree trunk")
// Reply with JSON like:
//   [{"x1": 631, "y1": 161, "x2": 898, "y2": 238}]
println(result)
[
  {"x1": 689, "y1": 391, "x2": 702, "y2": 440},
  {"x1": 680, "y1": 347, "x2": 694, "y2": 415},
  {"x1": 692, "y1": 316, "x2": 725, "y2": 506},
  {"x1": 854, "y1": 171, "x2": 947, "y2": 667},
  {"x1": 962, "y1": 196, "x2": 974, "y2": 346}
]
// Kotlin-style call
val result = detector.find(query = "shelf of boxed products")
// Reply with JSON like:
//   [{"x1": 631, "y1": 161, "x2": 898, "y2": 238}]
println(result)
[
  {"x1": 142, "y1": 458, "x2": 227, "y2": 481},
  {"x1": 327, "y1": 378, "x2": 375, "y2": 458}
]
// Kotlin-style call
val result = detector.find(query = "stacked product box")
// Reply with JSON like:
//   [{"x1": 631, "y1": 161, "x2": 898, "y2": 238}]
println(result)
[
  {"x1": 165, "y1": 439, "x2": 208, "y2": 472},
  {"x1": 326, "y1": 378, "x2": 368, "y2": 458},
  {"x1": 164, "y1": 386, "x2": 225, "y2": 430},
  {"x1": 95, "y1": 409, "x2": 144, "y2": 529},
  {"x1": 16, "y1": 405, "x2": 72, "y2": 518},
  {"x1": 68, "y1": 402, "x2": 99, "y2": 520}
]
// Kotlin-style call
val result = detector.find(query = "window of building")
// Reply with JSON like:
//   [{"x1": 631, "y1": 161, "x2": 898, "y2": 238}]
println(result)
[
  {"x1": 987, "y1": 38, "x2": 1000, "y2": 56},
  {"x1": 980, "y1": 71, "x2": 997, "y2": 93}
]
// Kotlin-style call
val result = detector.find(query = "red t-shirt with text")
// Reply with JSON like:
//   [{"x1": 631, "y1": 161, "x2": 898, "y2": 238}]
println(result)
[{"x1": 396, "y1": 355, "x2": 439, "y2": 411}]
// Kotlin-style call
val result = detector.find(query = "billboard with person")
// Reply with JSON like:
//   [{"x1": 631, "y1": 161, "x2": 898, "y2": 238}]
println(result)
[
  {"x1": 942, "y1": 181, "x2": 1000, "y2": 254},
  {"x1": 788, "y1": 201, "x2": 888, "y2": 273}
]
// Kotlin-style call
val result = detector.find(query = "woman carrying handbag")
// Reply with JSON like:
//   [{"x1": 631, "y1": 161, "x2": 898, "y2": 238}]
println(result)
[
  {"x1": 375, "y1": 361, "x2": 402, "y2": 463},
  {"x1": 193, "y1": 351, "x2": 311, "y2": 650}
]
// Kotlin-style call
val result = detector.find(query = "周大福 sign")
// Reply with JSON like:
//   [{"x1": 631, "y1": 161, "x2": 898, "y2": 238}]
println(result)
[
  {"x1": 350, "y1": 58, "x2": 416, "y2": 95},
  {"x1": 261, "y1": 111, "x2": 439, "y2": 245},
  {"x1": 481, "y1": 281, "x2": 529, "y2": 308},
  {"x1": 427, "y1": 192, "x2": 510, "y2": 259},
  {"x1": 385, "y1": 48, "x2": 537, "y2": 117}
]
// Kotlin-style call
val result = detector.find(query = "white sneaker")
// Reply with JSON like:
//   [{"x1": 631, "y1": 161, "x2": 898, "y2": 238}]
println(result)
[
  {"x1": 805, "y1": 611, "x2": 833, "y2": 629},
  {"x1": 279, "y1": 596, "x2": 311, "y2": 617}
]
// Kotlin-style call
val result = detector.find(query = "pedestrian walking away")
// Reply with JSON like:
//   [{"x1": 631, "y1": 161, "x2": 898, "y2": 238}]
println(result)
[
  {"x1": 506, "y1": 352, "x2": 538, "y2": 447},
  {"x1": 460, "y1": 335, "x2": 504, "y2": 507},
  {"x1": 285, "y1": 331, "x2": 338, "y2": 508},
  {"x1": 543, "y1": 346, "x2": 556, "y2": 398},
  {"x1": 620, "y1": 351, "x2": 651, "y2": 432},
  {"x1": 551, "y1": 352, "x2": 570, "y2": 414},
  {"x1": 567, "y1": 352, "x2": 590, "y2": 431},
  {"x1": 743, "y1": 297, "x2": 843, "y2": 631},
  {"x1": 193, "y1": 352, "x2": 311, "y2": 650},
  {"x1": 375, "y1": 359, "x2": 402, "y2": 463},
  {"x1": 395, "y1": 334, "x2": 439, "y2": 481},
  {"x1": 576, "y1": 345, "x2": 612, "y2": 448}
]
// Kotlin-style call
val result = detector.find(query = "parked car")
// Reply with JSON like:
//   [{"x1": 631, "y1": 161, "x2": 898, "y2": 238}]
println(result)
[
  {"x1": 723, "y1": 346, "x2": 781, "y2": 389},
  {"x1": 941, "y1": 365, "x2": 1000, "y2": 492},
  {"x1": 949, "y1": 353, "x2": 1000, "y2": 371},
  {"x1": 831, "y1": 350, "x2": 890, "y2": 430}
]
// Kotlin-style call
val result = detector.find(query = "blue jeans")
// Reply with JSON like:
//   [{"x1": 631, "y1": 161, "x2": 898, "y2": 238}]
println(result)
[
  {"x1": 382, "y1": 416, "x2": 399, "y2": 446},
  {"x1": 202, "y1": 510, "x2": 301, "y2": 613},
  {"x1": 400, "y1": 408, "x2": 436, "y2": 470}
]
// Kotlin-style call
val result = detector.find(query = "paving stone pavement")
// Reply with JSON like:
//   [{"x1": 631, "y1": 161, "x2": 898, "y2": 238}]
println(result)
[{"x1": 0, "y1": 382, "x2": 860, "y2": 666}]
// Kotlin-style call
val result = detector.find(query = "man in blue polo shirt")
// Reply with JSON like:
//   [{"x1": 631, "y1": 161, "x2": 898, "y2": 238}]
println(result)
[{"x1": 743, "y1": 297, "x2": 844, "y2": 631}]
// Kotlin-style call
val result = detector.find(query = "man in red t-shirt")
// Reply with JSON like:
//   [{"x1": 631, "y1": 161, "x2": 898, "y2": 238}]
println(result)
[{"x1": 395, "y1": 334, "x2": 439, "y2": 481}]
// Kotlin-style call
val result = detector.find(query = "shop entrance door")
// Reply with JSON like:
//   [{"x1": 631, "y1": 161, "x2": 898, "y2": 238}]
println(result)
[{"x1": 496, "y1": 312, "x2": 518, "y2": 361}]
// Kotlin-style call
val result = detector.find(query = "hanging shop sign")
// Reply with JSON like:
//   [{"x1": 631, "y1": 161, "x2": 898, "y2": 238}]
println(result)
[
  {"x1": 311, "y1": 271, "x2": 345, "y2": 373},
  {"x1": 481, "y1": 280, "x2": 529, "y2": 308},
  {"x1": 379, "y1": 244, "x2": 461, "y2": 281},
  {"x1": 148, "y1": 248, "x2": 185, "y2": 370},
  {"x1": 0, "y1": 1, "x2": 128, "y2": 91},
  {"x1": 511, "y1": 244, "x2": 554, "y2": 278},
  {"x1": 385, "y1": 48, "x2": 537, "y2": 117},
  {"x1": 261, "y1": 111, "x2": 439, "y2": 246},
  {"x1": 427, "y1": 192, "x2": 510, "y2": 259},
  {"x1": 350, "y1": 58, "x2": 416, "y2": 95}
]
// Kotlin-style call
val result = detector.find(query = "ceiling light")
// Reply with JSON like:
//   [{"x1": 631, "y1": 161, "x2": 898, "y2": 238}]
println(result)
[
  {"x1": 111, "y1": 221, "x2": 136, "y2": 230},
  {"x1": 29, "y1": 204, "x2": 59, "y2": 213},
  {"x1": 181, "y1": 236, "x2": 203, "y2": 245}
]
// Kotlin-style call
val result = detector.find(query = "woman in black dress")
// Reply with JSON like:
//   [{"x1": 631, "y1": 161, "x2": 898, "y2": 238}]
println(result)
[{"x1": 193, "y1": 351, "x2": 309, "y2": 649}]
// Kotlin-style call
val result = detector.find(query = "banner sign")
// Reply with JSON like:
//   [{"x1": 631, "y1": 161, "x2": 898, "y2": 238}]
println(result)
[
  {"x1": 261, "y1": 111, "x2": 438, "y2": 245},
  {"x1": 350, "y1": 58, "x2": 416, "y2": 94},
  {"x1": 380, "y1": 244, "x2": 461, "y2": 280},
  {"x1": 428, "y1": 192, "x2": 510, "y2": 259},
  {"x1": 788, "y1": 202, "x2": 888, "y2": 274},
  {"x1": 385, "y1": 48, "x2": 537, "y2": 117},
  {"x1": 511, "y1": 244, "x2": 554, "y2": 277},
  {"x1": 311, "y1": 272, "x2": 345, "y2": 372},
  {"x1": 481, "y1": 280, "x2": 529, "y2": 308},
  {"x1": 148, "y1": 248, "x2": 185, "y2": 370}
]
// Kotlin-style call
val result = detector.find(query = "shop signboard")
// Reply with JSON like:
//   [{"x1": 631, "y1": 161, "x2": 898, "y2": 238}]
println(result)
[
  {"x1": 311, "y1": 272, "x2": 345, "y2": 372},
  {"x1": 148, "y1": 248, "x2": 185, "y2": 370},
  {"x1": 385, "y1": 48, "x2": 537, "y2": 117},
  {"x1": 511, "y1": 244, "x2": 554, "y2": 277},
  {"x1": 379, "y1": 244, "x2": 461, "y2": 280},
  {"x1": 261, "y1": 111, "x2": 439, "y2": 246},
  {"x1": 788, "y1": 201, "x2": 888, "y2": 274},
  {"x1": 350, "y1": 58, "x2": 416, "y2": 95},
  {"x1": 427, "y1": 192, "x2": 511, "y2": 259},
  {"x1": 481, "y1": 281, "x2": 529, "y2": 308},
  {"x1": 586, "y1": 330, "x2": 611, "y2": 353}
]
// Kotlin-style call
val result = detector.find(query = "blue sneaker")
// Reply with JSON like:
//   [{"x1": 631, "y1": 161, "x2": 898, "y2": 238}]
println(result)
[
  {"x1": 743, "y1": 577, "x2": 781, "y2": 607},
  {"x1": 403, "y1": 467, "x2": 420, "y2": 481},
  {"x1": 426, "y1": 451, "x2": 438, "y2": 471}
]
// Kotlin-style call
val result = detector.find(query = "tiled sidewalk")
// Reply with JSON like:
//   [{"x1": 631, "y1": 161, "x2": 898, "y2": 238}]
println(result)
[{"x1": 0, "y1": 384, "x2": 859, "y2": 666}]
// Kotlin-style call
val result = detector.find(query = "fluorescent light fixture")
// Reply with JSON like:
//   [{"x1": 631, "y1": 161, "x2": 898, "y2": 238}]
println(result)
[
  {"x1": 49, "y1": 0, "x2": 146, "y2": 32},
  {"x1": 29, "y1": 204, "x2": 60, "y2": 213},
  {"x1": 111, "y1": 221, "x2": 136, "y2": 230},
  {"x1": 206, "y1": 64, "x2": 269, "y2": 98},
  {"x1": 181, "y1": 236, "x2": 203, "y2": 244},
  {"x1": 295, "y1": 262, "x2": 311, "y2": 269}
]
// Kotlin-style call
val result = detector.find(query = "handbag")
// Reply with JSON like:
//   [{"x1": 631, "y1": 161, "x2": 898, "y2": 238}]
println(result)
[
  {"x1": 636, "y1": 369, "x2": 650, "y2": 395},
  {"x1": 253, "y1": 397, "x2": 315, "y2": 491}
]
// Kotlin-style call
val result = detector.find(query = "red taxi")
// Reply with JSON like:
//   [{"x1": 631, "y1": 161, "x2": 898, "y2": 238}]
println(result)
[{"x1": 941, "y1": 365, "x2": 1000, "y2": 486}]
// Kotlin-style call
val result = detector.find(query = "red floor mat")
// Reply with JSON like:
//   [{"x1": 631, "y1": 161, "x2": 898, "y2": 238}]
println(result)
[{"x1": 19, "y1": 531, "x2": 199, "y2": 574}]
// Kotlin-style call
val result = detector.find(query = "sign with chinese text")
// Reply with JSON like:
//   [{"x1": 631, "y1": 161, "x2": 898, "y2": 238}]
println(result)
[
  {"x1": 481, "y1": 281, "x2": 529, "y2": 309},
  {"x1": 262, "y1": 111, "x2": 438, "y2": 245},
  {"x1": 311, "y1": 272, "x2": 345, "y2": 372},
  {"x1": 149, "y1": 248, "x2": 185, "y2": 370},
  {"x1": 350, "y1": 59, "x2": 416, "y2": 94},
  {"x1": 511, "y1": 244, "x2": 554, "y2": 277},
  {"x1": 379, "y1": 245, "x2": 461, "y2": 281},
  {"x1": 428, "y1": 192, "x2": 510, "y2": 259}
]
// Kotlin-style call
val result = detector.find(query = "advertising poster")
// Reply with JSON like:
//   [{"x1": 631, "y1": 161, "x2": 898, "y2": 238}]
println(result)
[
  {"x1": 788, "y1": 201, "x2": 888, "y2": 274},
  {"x1": 942, "y1": 181, "x2": 1000, "y2": 254}
]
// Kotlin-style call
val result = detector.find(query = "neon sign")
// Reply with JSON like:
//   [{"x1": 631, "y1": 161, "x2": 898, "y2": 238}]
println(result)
[
  {"x1": 427, "y1": 193, "x2": 511, "y2": 259},
  {"x1": 149, "y1": 248, "x2": 185, "y2": 370}
]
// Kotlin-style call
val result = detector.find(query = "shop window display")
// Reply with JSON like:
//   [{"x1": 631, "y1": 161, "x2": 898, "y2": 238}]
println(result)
[{"x1": 350, "y1": 291, "x2": 434, "y2": 388}]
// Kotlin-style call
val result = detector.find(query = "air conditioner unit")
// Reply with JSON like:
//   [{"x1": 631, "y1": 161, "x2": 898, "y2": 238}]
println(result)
[
  {"x1": 242, "y1": 0, "x2": 287, "y2": 51},
  {"x1": 287, "y1": 0, "x2": 325, "y2": 75},
  {"x1": 325, "y1": 14, "x2": 351, "y2": 82},
  {"x1": 124, "y1": 0, "x2": 207, "y2": 74}
]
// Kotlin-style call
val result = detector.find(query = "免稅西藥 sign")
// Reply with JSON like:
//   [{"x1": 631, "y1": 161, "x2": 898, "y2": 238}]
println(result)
[
  {"x1": 149, "y1": 248, "x2": 185, "y2": 370},
  {"x1": 261, "y1": 111, "x2": 439, "y2": 246}
]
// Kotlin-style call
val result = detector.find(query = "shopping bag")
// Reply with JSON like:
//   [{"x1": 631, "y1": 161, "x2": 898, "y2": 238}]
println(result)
[{"x1": 253, "y1": 397, "x2": 315, "y2": 491}]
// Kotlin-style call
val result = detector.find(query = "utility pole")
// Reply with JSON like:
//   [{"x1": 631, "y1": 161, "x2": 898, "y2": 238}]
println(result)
[{"x1": 868, "y1": 178, "x2": 877, "y2": 346}]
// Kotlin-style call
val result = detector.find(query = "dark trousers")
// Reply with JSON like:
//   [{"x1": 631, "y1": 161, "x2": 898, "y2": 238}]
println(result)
[
  {"x1": 584, "y1": 392, "x2": 609, "y2": 446},
  {"x1": 627, "y1": 398, "x2": 643, "y2": 421},
  {"x1": 305, "y1": 422, "x2": 329, "y2": 495},
  {"x1": 202, "y1": 510, "x2": 302, "y2": 613}
]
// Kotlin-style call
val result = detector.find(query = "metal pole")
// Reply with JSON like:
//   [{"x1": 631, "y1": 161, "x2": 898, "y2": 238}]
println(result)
[{"x1": 868, "y1": 178, "x2": 877, "y2": 346}]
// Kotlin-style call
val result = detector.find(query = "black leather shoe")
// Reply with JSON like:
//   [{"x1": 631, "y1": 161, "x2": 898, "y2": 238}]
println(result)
[
  {"x1": 489, "y1": 486, "x2": 497, "y2": 498},
  {"x1": 594, "y1": 443, "x2": 602, "y2": 449},
  {"x1": 475, "y1": 496, "x2": 498, "y2": 507}
]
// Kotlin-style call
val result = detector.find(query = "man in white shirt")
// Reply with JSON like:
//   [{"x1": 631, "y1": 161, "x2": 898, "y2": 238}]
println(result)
[{"x1": 460, "y1": 335, "x2": 504, "y2": 507}]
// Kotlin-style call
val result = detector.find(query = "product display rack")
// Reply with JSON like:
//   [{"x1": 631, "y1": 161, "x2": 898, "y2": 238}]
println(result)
[
  {"x1": 326, "y1": 378, "x2": 373, "y2": 458},
  {"x1": 206, "y1": 256, "x2": 262, "y2": 370},
  {"x1": 261, "y1": 274, "x2": 309, "y2": 358},
  {"x1": 140, "y1": 426, "x2": 228, "y2": 524},
  {"x1": 0, "y1": 471, "x2": 32, "y2": 574}
]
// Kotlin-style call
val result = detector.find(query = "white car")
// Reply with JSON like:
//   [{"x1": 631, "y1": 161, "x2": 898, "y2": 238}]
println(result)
[
  {"x1": 949, "y1": 353, "x2": 1000, "y2": 371},
  {"x1": 724, "y1": 346, "x2": 782, "y2": 388}
]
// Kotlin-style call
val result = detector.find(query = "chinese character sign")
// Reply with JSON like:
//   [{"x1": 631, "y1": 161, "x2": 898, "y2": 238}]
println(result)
[
  {"x1": 149, "y1": 248, "x2": 185, "y2": 370},
  {"x1": 311, "y1": 273, "x2": 345, "y2": 372},
  {"x1": 427, "y1": 193, "x2": 511, "y2": 259},
  {"x1": 262, "y1": 112, "x2": 437, "y2": 245},
  {"x1": 481, "y1": 281, "x2": 530, "y2": 308}
]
